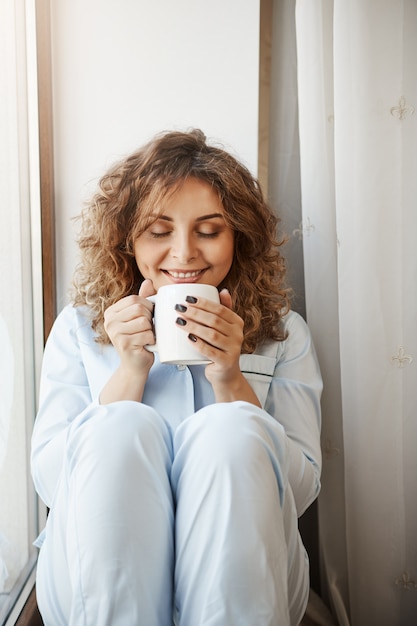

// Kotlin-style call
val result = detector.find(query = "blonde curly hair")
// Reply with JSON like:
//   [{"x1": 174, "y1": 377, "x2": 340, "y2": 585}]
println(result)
[{"x1": 72, "y1": 129, "x2": 291, "y2": 353}]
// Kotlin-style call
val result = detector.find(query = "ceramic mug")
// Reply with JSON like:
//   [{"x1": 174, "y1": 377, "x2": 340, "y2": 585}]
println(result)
[{"x1": 145, "y1": 283, "x2": 220, "y2": 365}]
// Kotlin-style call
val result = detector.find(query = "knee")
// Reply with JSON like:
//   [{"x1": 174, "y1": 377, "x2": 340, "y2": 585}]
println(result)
[
  {"x1": 67, "y1": 402, "x2": 172, "y2": 469},
  {"x1": 198, "y1": 402, "x2": 254, "y2": 457},
  {"x1": 172, "y1": 402, "x2": 288, "y2": 507},
  {"x1": 176, "y1": 401, "x2": 277, "y2": 467}
]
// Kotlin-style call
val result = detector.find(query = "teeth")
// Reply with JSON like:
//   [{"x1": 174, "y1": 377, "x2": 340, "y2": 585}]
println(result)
[{"x1": 168, "y1": 270, "x2": 201, "y2": 279}]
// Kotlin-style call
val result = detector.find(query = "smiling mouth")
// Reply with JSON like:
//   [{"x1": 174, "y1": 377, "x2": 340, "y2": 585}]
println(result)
[{"x1": 164, "y1": 269, "x2": 207, "y2": 279}]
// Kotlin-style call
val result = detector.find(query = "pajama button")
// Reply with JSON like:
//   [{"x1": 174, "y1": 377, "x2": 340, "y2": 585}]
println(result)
[{"x1": 177, "y1": 364, "x2": 186, "y2": 371}]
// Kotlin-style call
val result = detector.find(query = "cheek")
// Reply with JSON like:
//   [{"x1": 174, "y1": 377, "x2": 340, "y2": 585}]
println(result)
[
  {"x1": 220, "y1": 236, "x2": 234, "y2": 267},
  {"x1": 134, "y1": 241, "x2": 153, "y2": 271}
]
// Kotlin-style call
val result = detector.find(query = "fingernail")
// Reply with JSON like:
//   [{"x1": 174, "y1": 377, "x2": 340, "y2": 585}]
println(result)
[
  {"x1": 188, "y1": 334, "x2": 197, "y2": 342},
  {"x1": 175, "y1": 304, "x2": 187, "y2": 312},
  {"x1": 186, "y1": 296, "x2": 198, "y2": 304},
  {"x1": 176, "y1": 317, "x2": 187, "y2": 326}
]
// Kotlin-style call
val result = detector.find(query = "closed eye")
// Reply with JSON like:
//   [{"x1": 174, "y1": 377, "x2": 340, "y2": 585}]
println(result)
[
  {"x1": 149, "y1": 230, "x2": 220, "y2": 239},
  {"x1": 197, "y1": 231, "x2": 220, "y2": 238},
  {"x1": 149, "y1": 231, "x2": 171, "y2": 238}
]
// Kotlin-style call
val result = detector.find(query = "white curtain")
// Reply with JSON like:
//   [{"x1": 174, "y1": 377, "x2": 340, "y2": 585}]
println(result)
[{"x1": 293, "y1": 1, "x2": 417, "y2": 624}]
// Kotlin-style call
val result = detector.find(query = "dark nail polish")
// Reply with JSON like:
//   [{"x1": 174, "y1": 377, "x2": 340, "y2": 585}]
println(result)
[
  {"x1": 175, "y1": 304, "x2": 187, "y2": 313},
  {"x1": 188, "y1": 333, "x2": 197, "y2": 342},
  {"x1": 185, "y1": 296, "x2": 198, "y2": 304},
  {"x1": 176, "y1": 317, "x2": 187, "y2": 326}
]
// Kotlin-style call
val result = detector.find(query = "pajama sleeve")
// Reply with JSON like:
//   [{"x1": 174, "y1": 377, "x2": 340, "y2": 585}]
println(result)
[
  {"x1": 31, "y1": 305, "x2": 96, "y2": 508},
  {"x1": 265, "y1": 312, "x2": 322, "y2": 516}
]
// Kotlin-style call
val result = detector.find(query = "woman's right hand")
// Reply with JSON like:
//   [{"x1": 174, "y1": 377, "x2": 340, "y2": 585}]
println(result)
[{"x1": 100, "y1": 279, "x2": 156, "y2": 404}]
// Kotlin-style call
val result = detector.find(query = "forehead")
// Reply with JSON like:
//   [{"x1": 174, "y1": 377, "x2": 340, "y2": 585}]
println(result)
[{"x1": 155, "y1": 177, "x2": 224, "y2": 216}]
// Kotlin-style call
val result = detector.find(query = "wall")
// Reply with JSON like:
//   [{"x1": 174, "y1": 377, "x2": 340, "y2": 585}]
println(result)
[{"x1": 50, "y1": 0, "x2": 261, "y2": 309}]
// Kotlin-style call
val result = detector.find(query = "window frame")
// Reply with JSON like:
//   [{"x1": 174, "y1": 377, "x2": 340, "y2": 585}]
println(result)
[{"x1": 4, "y1": 0, "x2": 54, "y2": 623}]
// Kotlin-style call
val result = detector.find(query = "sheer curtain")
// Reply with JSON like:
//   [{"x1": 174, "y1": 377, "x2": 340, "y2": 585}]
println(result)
[{"x1": 293, "y1": 1, "x2": 417, "y2": 624}]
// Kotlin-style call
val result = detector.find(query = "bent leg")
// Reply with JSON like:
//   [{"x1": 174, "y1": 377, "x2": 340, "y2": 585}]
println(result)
[
  {"x1": 171, "y1": 401, "x2": 308, "y2": 626},
  {"x1": 36, "y1": 402, "x2": 174, "y2": 626}
]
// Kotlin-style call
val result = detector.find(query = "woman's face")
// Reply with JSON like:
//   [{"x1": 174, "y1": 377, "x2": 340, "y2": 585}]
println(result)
[{"x1": 134, "y1": 177, "x2": 234, "y2": 292}]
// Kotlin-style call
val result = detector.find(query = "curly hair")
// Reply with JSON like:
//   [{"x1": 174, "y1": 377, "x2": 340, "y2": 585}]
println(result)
[{"x1": 72, "y1": 129, "x2": 291, "y2": 353}]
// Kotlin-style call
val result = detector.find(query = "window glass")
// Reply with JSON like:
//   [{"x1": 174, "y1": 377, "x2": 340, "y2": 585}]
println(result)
[{"x1": 0, "y1": 0, "x2": 44, "y2": 622}]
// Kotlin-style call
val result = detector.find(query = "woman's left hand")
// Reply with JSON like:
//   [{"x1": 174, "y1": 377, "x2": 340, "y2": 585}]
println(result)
[{"x1": 175, "y1": 289, "x2": 261, "y2": 406}]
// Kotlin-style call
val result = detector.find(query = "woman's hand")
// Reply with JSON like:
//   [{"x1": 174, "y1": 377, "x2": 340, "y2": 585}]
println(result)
[
  {"x1": 175, "y1": 289, "x2": 261, "y2": 406},
  {"x1": 99, "y1": 279, "x2": 156, "y2": 404}
]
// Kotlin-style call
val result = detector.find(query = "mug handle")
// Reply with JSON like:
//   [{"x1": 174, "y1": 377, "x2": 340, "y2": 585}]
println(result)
[{"x1": 144, "y1": 294, "x2": 157, "y2": 353}]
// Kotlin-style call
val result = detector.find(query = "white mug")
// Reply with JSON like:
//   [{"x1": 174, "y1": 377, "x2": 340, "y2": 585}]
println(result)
[{"x1": 145, "y1": 283, "x2": 220, "y2": 365}]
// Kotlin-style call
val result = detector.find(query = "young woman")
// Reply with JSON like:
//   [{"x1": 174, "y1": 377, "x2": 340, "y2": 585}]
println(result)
[{"x1": 31, "y1": 129, "x2": 322, "y2": 626}]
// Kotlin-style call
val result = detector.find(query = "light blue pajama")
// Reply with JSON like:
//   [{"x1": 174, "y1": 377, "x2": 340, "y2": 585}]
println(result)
[{"x1": 31, "y1": 305, "x2": 322, "y2": 626}]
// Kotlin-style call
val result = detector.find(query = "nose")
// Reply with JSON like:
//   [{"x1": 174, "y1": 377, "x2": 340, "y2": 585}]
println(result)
[{"x1": 171, "y1": 232, "x2": 198, "y2": 263}]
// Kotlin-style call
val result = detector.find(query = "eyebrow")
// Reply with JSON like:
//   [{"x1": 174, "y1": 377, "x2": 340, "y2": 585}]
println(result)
[{"x1": 153, "y1": 213, "x2": 225, "y2": 222}]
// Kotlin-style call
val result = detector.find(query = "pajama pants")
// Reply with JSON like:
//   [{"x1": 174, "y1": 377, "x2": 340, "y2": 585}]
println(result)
[{"x1": 35, "y1": 401, "x2": 309, "y2": 626}]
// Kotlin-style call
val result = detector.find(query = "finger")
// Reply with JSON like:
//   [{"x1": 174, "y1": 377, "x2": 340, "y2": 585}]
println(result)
[
  {"x1": 177, "y1": 306, "x2": 244, "y2": 354},
  {"x1": 106, "y1": 293, "x2": 153, "y2": 316},
  {"x1": 176, "y1": 318, "x2": 237, "y2": 353},
  {"x1": 219, "y1": 288, "x2": 232, "y2": 309},
  {"x1": 139, "y1": 278, "x2": 156, "y2": 298},
  {"x1": 106, "y1": 301, "x2": 153, "y2": 325},
  {"x1": 180, "y1": 302, "x2": 241, "y2": 331},
  {"x1": 115, "y1": 314, "x2": 153, "y2": 336},
  {"x1": 183, "y1": 296, "x2": 236, "y2": 325}
]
